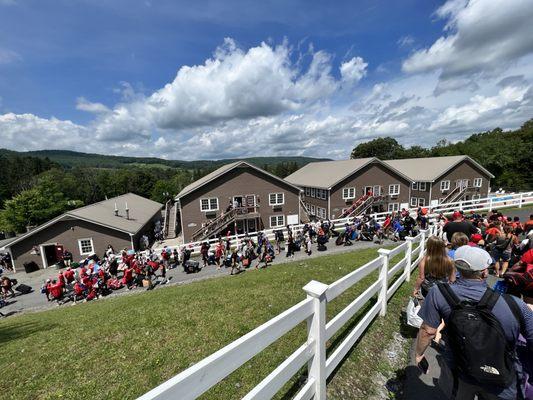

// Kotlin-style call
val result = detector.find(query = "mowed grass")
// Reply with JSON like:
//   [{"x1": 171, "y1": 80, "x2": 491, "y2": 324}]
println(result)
[{"x1": 0, "y1": 246, "x2": 412, "y2": 400}]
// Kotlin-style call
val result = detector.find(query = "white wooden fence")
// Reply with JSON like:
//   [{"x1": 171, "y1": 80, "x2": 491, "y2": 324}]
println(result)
[
  {"x1": 154, "y1": 191, "x2": 533, "y2": 256},
  {"x1": 139, "y1": 225, "x2": 440, "y2": 400}
]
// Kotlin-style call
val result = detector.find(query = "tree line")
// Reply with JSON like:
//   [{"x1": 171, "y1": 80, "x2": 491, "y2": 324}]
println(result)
[{"x1": 350, "y1": 119, "x2": 533, "y2": 191}]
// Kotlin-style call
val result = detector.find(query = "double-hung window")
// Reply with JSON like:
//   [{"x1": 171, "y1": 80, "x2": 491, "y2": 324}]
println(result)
[
  {"x1": 310, "y1": 188, "x2": 316, "y2": 198},
  {"x1": 388, "y1": 184, "x2": 400, "y2": 196},
  {"x1": 342, "y1": 187, "x2": 356, "y2": 200},
  {"x1": 305, "y1": 187, "x2": 311, "y2": 197},
  {"x1": 269, "y1": 193, "x2": 284, "y2": 206},
  {"x1": 78, "y1": 238, "x2": 94, "y2": 255},
  {"x1": 412, "y1": 182, "x2": 418, "y2": 190},
  {"x1": 419, "y1": 182, "x2": 426, "y2": 191},
  {"x1": 269, "y1": 215, "x2": 285, "y2": 228},
  {"x1": 388, "y1": 203, "x2": 399, "y2": 212},
  {"x1": 474, "y1": 178, "x2": 483, "y2": 188},
  {"x1": 410, "y1": 197, "x2": 417, "y2": 207},
  {"x1": 440, "y1": 180, "x2": 450, "y2": 191},
  {"x1": 200, "y1": 197, "x2": 219, "y2": 212}
]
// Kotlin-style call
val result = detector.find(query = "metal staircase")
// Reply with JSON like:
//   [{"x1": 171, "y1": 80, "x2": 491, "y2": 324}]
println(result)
[
  {"x1": 167, "y1": 202, "x2": 177, "y2": 239},
  {"x1": 300, "y1": 198, "x2": 312, "y2": 223},
  {"x1": 191, "y1": 206, "x2": 259, "y2": 242},
  {"x1": 340, "y1": 194, "x2": 378, "y2": 218},
  {"x1": 441, "y1": 186, "x2": 468, "y2": 204}
]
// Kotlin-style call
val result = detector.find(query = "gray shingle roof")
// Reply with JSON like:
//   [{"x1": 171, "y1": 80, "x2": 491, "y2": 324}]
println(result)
[
  {"x1": 67, "y1": 193, "x2": 163, "y2": 234},
  {"x1": 284, "y1": 158, "x2": 411, "y2": 189},
  {"x1": 175, "y1": 161, "x2": 301, "y2": 199},
  {"x1": 1, "y1": 193, "x2": 163, "y2": 250},
  {"x1": 383, "y1": 155, "x2": 494, "y2": 182}
]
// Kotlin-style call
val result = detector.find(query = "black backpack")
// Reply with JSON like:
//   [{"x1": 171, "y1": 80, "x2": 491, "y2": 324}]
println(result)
[{"x1": 437, "y1": 283, "x2": 522, "y2": 388}]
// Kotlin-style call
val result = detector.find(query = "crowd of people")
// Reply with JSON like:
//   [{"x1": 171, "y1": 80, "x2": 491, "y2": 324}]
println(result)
[{"x1": 412, "y1": 210, "x2": 533, "y2": 399}]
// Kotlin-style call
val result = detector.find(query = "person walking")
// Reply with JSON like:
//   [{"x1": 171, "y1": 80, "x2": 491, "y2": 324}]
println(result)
[{"x1": 415, "y1": 246, "x2": 533, "y2": 400}]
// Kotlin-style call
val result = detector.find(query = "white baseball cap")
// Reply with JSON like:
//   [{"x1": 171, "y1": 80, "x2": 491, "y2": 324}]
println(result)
[{"x1": 454, "y1": 245, "x2": 492, "y2": 271}]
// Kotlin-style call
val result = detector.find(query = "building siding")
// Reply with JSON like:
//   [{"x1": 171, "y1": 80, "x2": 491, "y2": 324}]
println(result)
[
  {"x1": 10, "y1": 218, "x2": 133, "y2": 270},
  {"x1": 329, "y1": 162, "x2": 411, "y2": 218},
  {"x1": 430, "y1": 159, "x2": 491, "y2": 204},
  {"x1": 179, "y1": 165, "x2": 301, "y2": 241}
]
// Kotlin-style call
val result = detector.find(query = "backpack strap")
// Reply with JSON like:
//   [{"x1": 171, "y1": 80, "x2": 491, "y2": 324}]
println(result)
[
  {"x1": 477, "y1": 287, "x2": 500, "y2": 311},
  {"x1": 502, "y1": 294, "x2": 523, "y2": 330},
  {"x1": 437, "y1": 282, "x2": 461, "y2": 308}
]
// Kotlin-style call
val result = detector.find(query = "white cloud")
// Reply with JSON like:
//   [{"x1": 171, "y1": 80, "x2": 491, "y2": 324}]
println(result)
[
  {"x1": 340, "y1": 57, "x2": 368, "y2": 84},
  {"x1": 0, "y1": 48, "x2": 20, "y2": 64},
  {"x1": 403, "y1": 0, "x2": 533, "y2": 87},
  {"x1": 397, "y1": 35, "x2": 415, "y2": 48},
  {"x1": 76, "y1": 97, "x2": 110, "y2": 114}
]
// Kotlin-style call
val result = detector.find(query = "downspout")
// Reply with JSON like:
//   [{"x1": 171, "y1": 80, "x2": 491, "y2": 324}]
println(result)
[
  {"x1": 130, "y1": 234, "x2": 135, "y2": 251},
  {"x1": 428, "y1": 181, "x2": 433, "y2": 210},
  {"x1": 327, "y1": 188, "x2": 331, "y2": 219}
]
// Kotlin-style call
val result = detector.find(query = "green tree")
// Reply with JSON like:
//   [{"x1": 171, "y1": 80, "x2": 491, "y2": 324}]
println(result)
[{"x1": 350, "y1": 137, "x2": 406, "y2": 159}]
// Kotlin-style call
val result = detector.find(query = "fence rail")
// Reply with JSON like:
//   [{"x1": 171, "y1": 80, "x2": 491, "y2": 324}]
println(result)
[
  {"x1": 139, "y1": 226, "x2": 440, "y2": 400},
  {"x1": 153, "y1": 191, "x2": 533, "y2": 257}
]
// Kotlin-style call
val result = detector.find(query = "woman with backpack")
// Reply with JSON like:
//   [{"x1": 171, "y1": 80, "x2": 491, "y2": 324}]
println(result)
[
  {"x1": 413, "y1": 236, "x2": 455, "y2": 298},
  {"x1": 492, "y1": 225, "x2": 518, "y2": 277}
]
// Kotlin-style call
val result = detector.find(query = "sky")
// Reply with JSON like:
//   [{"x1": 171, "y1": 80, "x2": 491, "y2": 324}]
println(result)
[{"x1": 0, "y1": 0, "x2": 532, "y2": 160}]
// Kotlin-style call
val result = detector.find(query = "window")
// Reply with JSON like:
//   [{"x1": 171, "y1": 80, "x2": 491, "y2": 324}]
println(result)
[
  {"x1": 316, "y1": 207, "x2": 327, "y2": 219},
  {"x1": 419, "y1": 182, "x2": 426, "y2": 191},
  {"x1": 310, "y1": 204, "x2": 316, "y2": 214},
  {"x1": 269, "y1": 193, "x2": 284, "y2": 206},
  {"x1": 440, "y1": 180, "x2": 450, "y2": 191},
  {"x1": 78, "y1": 238, "x2": 94, "y2": 255},
  {"x1": 410, "y1": 197, "x2": 418, "y2": 207},
  {"x1": 388, "y1": 203, "x2": 399, "y2": 212},
  {"x1": 388, "y1": 184, "x2": 400, "y2": 196},
  {"x1": 310, "y1": 188, "x2": 316, "y2": 198},
  {"x1": 474, "y1": 178, "x2": 482, "y2": 187},
  {"x1": 305, "y1": 187, "x2": 311, "y2": 197},
  {"x1": 200, "y1": 197, "x2": 219, "y2": 212},
  {"x1": 318, "y1": 189, "x2": 327, "y2": 200},
  {"x1": 373, "y1": 185, "x2": 382, "y2": 196},
  {"x1": 269, "y1": 215, "x2": 285, "y2": 228},
  {"x1": 472, "y1": 194, "x2": 481, "y2": 200},
  {"x1": 418, "y1": 198, "x2": 425, "y2": 207},
  {"x1": 412, "y1": 182, "x2": 418, "y2": 190},
  {"x1": 342, "y1": 187, "x2": 356, "y2": 199}
]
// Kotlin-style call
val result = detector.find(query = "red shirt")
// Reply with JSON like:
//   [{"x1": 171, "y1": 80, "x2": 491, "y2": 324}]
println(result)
[
  {"x1": 122, "y1": 268, "x2": 133, "y2": 284},
  {"x1": 64, "y1": 269, "x2": 75, "y2": 283},
  {"x1": 48, "y1": 282, "x2": 63, "y2": 299}
]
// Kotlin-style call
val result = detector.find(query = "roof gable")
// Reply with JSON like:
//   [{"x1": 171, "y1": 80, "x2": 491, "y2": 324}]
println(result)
[
  {"x1": 383, "y1": 155, "x2": 494, "y2": 182},
  {"x1": 175, "y1": 161, "x2": 302, "y2": 200}
]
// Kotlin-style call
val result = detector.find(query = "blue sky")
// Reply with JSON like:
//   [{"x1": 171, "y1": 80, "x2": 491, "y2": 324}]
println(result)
[{"x1": 0, "y1": 0, "x2": 532, "y2": 160}]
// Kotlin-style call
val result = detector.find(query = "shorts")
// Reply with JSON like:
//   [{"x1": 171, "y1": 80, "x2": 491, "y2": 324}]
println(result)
[{"x1": 491, "y1": 248, "x2": 511, "y2": 262}]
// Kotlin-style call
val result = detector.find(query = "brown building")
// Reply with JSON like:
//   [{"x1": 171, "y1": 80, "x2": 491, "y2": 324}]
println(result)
[
  {"x1": 285, "y1": 158, "x2": 413, "y2": 219},
  {"x1": 383, "y1": 155, "x2": 494, "y2": 207},
  {"x1": 1, "y1": 193, "x2": 163, "y2": 272},
  {"x1": 175, "y1": 161, "x2": 302, "y2": 242}
]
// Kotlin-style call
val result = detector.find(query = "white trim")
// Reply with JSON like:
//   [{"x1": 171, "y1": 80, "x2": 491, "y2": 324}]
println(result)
[
  {"x1": 419, "y1": 182, "x2": 426, "y2": 191},
  {"x1": 200, "y1": 197, "x2": 219, "y2": 212},
  {"x1": 387, "y1": 203, "x2": 399, "y2": 212},
  {"x1": 474, "y1": 177, "x2": 482, "y2": 188},
  {"x1": 269, "y1": 193, "x2": 285, "y2": 206},
  {"x1": 410, "y1": 197, "x2": 417, "y2": 207},
  {"x1": 342, "y1": 187, "x2": 356, "y2": 200},
  {"x1": 440, "y1": 180, "x2": 450, "y2": 191},
  {"x1": 78, "y1": 238, "x2": 95, "y2": 256},
  {"x1": 269, "y1": 215, "x2": 285, "y2": 228},
  {"x1": 388, "y1": 184, "x2": 400, "y2": 196},
  {"x1": 411, "y1": 182, "x2": 418, "y2": 190}
]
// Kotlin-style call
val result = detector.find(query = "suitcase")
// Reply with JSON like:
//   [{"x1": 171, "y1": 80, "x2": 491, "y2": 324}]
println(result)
[
  {"x1": 184, "y1": 260, "x2": 200, "y2": 273},
  {"x1": 15, "y1": 284, "x2": 32, "y2": 294}
]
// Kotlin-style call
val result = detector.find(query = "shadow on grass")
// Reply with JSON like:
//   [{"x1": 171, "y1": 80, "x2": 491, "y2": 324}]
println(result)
[{"x1": 0, "y1": 320, "x2": 56, "y2": 344}]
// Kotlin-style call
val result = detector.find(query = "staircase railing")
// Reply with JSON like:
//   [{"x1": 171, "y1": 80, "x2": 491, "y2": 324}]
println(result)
[{"x1": 191, "y1": 206, "x2": 259, "y2": 242}]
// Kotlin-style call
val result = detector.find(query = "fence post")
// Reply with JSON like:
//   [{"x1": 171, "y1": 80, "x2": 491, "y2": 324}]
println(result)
[
  {"x1": 489, "y1": 197, "x2": 493, "y2": 212},
  {"x1": 405, "y1": 237, "x2": 414, "y2": 281},
  {"x1": 377, "y1": 249, "x2": 391, "y2": 317},
  {"x1": 519, "y1": 193, "x2": 523, "y2": 208},
  {"x1": 420, "y1": 229, "x2": 428, "y2": 255},
  {"x1": 303, "y1": 280, "x2": 329, "y2": 400}
]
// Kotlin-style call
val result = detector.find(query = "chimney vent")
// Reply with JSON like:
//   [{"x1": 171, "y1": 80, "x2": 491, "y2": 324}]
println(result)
[
  {"x1": 114, "y1": 202, "x2": 119, "y2": 216},
  {"x1": 125, "y1": 202, "x2": 130, "y2": 220}
]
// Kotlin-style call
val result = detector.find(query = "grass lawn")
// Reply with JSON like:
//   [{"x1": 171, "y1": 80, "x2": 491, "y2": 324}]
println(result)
[{"x1": 0, "y1": 246, "x2": 415, "y2": 400}]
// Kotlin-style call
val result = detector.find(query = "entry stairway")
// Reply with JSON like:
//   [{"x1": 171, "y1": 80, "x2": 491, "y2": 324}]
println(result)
[
  {"x1": 165, "y1": 201, "x2": 178, "y2": 239},
  {"x1": 299, "y1": 198, "x2": 312, "y2": 223},
  {"x1": 340, "y1": 194, "x2": 380, "y2": 218},
  {"x1": 440, "y1": 185, "x2": 472, "y2": 204},
  {"x1": 191, "y1": 206, "x2": 259, "y2": 242}
]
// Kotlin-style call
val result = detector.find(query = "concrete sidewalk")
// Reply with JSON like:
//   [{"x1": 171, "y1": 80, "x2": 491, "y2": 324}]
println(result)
[{"x1": 0, "y1": 237, "x2": 389, "y2": 317}]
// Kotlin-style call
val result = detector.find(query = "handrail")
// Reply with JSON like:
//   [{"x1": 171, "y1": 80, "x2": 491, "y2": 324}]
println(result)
[{"x1": 139, "y1": 228, "x2": 439, "y2": 400}]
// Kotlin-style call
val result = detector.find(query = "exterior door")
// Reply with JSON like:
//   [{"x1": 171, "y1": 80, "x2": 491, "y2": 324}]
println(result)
[
  {"x1": 245, "y1": 194, "x2": 256, "y2": 212},
  {"x1": 247, "y1": 219, "x2": 257, "y2": 233},
  {"x1": 363, "y1": 186, "x2": 373, "y2": 196},
  {"x1": 373, "y1": 185, "x2": 382, "y2": 196},
  {"x1": 55, "y1": 244, "x2": 64, "y2": 261}
]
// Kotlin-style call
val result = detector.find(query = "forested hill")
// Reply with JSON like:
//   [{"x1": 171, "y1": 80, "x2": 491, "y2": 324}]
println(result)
[
  {"x1": 0, "y1": 149, "x2": 328, "y2": 170},
  {"x1": 350, "y1": 119, "x2": 533, "y2": 191}
]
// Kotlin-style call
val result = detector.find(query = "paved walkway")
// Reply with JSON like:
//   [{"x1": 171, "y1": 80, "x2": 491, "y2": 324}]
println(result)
[{"x1": 0, "y1": 237, "x2": 388, "y2": 317}]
